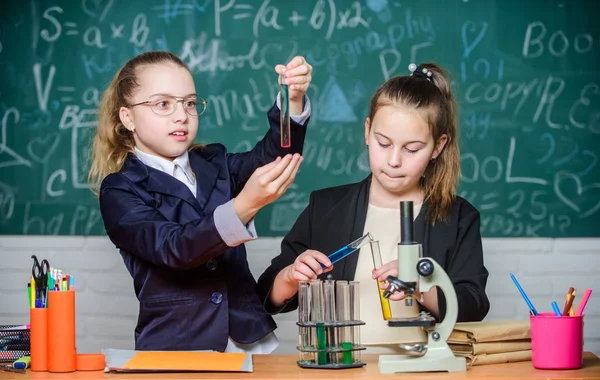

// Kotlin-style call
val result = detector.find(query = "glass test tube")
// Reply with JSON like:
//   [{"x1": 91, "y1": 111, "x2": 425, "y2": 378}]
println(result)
[
  {"x1": 370, "y1": 240, "x2": 392, "y2": 320},
  {"x1": 278, "y1": 74, "x2": 291, "y2": 148},
  {"x1": 335, "y1": 280, "x2": 352, "y2": 365},
  {"x1": 323, "y1": 278, "x2": 337, "y2": 364},
  {"x1": 309, "y1": 279, "x2": 327, "y2": 365},
  {"x1": 298, "y1": 281, "x2": 310, "y2": 362},
  {"x1": 349, "y1": 281, "x2": 361, "y2": 363}
]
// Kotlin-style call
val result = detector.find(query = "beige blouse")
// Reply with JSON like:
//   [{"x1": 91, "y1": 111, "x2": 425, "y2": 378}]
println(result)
[{"x1": 354, "y1": 202, "x2": 427, "y2": 353}]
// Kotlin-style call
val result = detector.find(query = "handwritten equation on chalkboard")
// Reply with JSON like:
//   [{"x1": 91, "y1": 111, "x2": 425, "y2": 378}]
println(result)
[{"x1": 0, "y1": 0, "x2": 598, "y2": 237}]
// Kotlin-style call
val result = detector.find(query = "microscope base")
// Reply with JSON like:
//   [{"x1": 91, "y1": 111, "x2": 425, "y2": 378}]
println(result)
[{"x1": 378, "y1": 350, "x2": 466, "y2": 373}]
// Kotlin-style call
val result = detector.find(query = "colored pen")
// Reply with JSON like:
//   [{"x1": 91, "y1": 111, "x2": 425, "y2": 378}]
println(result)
[
  {"x1": 551, "y1": 301, "x2": 562, "y2": 317},
  {"x1": 30, "y1": 276, "x2": 36, "y2": 309},
  {"x1": 562, "y1": 293, "x2": 575, "y2": 316},
  {"x1": 13, "y1": 356, "x2": 30, "y2": 369},
  {"x1": 569, "y1": 289, "x2": 576, "y2": 316},
  {"x1": 510, "y1": 273, "x2": 538, "y2": 316},
  {"x1": 27, "y1": 283, "x2": 32, "y2": 309},
  {"x1": 575, "y1": 288, "x2": 592, "y2": 316}
]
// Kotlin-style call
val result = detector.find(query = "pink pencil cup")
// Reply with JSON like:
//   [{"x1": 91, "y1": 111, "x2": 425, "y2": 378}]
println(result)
[{"x1": 530, "y1": 312, "x2": 584, "y2": 369}]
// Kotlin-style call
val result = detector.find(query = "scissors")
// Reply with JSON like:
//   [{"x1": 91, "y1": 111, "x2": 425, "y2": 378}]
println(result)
[
  {"x1": 0, "y1": 364, "x2": 26, "y2": 374},
  {"x1": 31, "y1": 255, "x2": 50, "y2": 307}
]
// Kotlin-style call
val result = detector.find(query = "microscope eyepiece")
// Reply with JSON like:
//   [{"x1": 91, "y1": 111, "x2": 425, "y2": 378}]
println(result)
[{"x1": 400, "y1": 201, "x2": 415, "y2": 244}]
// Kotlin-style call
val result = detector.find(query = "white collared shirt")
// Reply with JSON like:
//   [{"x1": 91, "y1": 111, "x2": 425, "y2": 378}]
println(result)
[{"x1": 134, "y1": 147, "x2": 197, "y2": 196}]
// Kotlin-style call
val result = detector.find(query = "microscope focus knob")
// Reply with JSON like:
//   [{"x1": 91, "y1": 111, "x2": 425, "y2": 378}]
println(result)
[{"x1": 417, "y1": 259, "x2": 434, "y2": 277}]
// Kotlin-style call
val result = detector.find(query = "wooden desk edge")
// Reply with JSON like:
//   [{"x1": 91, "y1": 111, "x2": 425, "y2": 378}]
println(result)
[{"x1": 2, "y1": 352, "x2": 598, "y2": 379}]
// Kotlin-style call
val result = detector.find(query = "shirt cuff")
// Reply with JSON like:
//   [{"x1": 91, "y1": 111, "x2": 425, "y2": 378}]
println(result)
[
  {"x1": 276, "y1": 93, "x2": 311, "y2": 126},
  {"x1": 214, "y1": 200, "x2": 257, "y2": 247}
]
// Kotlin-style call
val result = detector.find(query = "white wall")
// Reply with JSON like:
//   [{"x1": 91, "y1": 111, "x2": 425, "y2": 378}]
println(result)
[{"x1": 1, "y1": 236, "x2": 598, "y2": 356}]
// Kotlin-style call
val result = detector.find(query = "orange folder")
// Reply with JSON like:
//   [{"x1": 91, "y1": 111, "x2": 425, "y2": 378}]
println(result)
[{"x1": 104, "y1": 349, "x2": 253, "y2": 372}]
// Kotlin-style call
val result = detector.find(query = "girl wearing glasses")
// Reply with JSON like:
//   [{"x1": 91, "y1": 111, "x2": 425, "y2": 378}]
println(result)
[{"x1": 88, "y1": 51, "x2": 312, "y2": 353}]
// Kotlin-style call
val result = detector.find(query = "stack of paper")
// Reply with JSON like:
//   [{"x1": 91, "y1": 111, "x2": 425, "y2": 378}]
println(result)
[
  {"x1": 102, "y1": 348, "x2": 253, "y2": 373},
  {"x1": 448, "y1": 320, "x2": 531, "y2": 366}
]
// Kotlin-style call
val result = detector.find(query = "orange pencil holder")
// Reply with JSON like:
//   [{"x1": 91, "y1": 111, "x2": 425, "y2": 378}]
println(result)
[
  {"x1": 47, "y1": 290, "x2": 77, "y2": 373},
  {"x1": 30, "y1": 307, "x2": 48, "y2": 371}
]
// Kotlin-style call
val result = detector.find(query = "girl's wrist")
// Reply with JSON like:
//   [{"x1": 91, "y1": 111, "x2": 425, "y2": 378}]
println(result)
[
  {"x1": 233, "y1": 197, "x2": 258, "y2": 224},
  {"x1": 289, "y1": 97, "x2": 303, "y2": 115}
]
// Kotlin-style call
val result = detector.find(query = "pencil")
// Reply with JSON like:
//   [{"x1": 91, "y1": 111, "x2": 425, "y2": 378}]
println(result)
[
  {"x1": 562, "y1": 293, "x2": 575, "y2": 316},
  {"x1": 569, "y1": 290, "x2": 577, "y2": 316},
  {"x1": 552, "y1": 301, "x2": 562, "y2": 317},
  {"x1": 575, "y1": 288, "x2": 593, "y2": 316}
]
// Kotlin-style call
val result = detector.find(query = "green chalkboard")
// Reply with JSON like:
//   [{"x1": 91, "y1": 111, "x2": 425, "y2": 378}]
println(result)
[{"x1": 0, "y1": 0, "x2": 598, "y2": 237}]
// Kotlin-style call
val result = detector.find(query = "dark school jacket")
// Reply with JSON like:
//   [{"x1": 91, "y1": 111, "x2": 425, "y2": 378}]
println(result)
[
  {"x1": 258, "y1": 176, "x2": 490, "y2": 322},
  {"x1": 100, "y1": 104, "x2": 307, "y2": 351}
]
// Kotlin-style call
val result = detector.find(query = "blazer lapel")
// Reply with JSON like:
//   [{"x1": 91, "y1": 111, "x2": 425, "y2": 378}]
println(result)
[
  {"x1": 122, "y1": 153, "x2": 202, "y2": 213},
  {"x1": 189, "y1": 148, "x2": 219, "y2": 211}
]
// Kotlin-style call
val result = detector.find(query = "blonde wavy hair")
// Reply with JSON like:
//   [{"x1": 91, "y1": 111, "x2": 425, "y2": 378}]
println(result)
[
  {"x1": 88, "y1": 51, "x2": 191, "y2": 195},
  {"x1": 367, "y1": 63, "x2": 460, "y2": 224}
]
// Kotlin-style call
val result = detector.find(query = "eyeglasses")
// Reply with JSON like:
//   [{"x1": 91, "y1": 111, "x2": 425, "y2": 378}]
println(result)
[{"x1": 127, "y1": 95, "x2": 207, "y2": 116}]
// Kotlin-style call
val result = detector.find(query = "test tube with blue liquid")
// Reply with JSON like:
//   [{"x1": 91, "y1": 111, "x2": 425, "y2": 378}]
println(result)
[{"x1": 323, "y1": 233, "x2": 374, "y2": 268}]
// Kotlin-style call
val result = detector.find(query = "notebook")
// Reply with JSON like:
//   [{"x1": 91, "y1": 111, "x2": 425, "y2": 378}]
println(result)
[{"x1": 102, "y1": 348, "x2": 253, "y2": 373}]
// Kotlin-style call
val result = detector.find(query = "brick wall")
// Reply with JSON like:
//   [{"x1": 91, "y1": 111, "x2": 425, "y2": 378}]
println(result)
[{"x1": 1, "y1": 236, "x2": 598, "y2": 356}]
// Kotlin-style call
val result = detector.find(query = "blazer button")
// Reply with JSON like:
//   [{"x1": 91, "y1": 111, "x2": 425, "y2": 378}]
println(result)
[
  {"x1": 210, "y1": 292, "x2": 223, "y2": 305},
  {"x1": 206, "y1": 259, "x2": 218, "y2": 271}
]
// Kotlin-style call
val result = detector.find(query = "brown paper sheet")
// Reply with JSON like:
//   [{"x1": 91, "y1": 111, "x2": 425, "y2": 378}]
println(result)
[
  {"x1": 450, "y1": 340, "x2": 531, "y2": 355},
  {"x1": 455, "y1": 350, "x2": 532, "y2": 366},
  {"x1": 448, "y1": 320, "x2": 530, "y2": 343}
]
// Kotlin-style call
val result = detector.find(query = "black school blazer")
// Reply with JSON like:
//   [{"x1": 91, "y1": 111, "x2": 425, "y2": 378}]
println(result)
[{"x1": 257, "y1": 175, "x2": 490, "y2": 322}]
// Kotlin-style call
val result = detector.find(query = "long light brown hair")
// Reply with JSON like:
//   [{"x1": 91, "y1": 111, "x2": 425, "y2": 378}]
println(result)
[
  {"x1": 367, "y1": 63, "x2": 460, "y2": 224},
  {"x1": 87, "y1": 51, "x2": 192, "y2": 195}
]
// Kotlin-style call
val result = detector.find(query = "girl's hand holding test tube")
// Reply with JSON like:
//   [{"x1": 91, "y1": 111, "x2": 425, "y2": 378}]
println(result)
[
  {"x1": 281, "y1": 250, "x2": 333, "y2": 283},
  {"x1": 372, "y1": 260, "x2": 413, "y2": 301},
  {"x1": 274, "y1": 56, "x2": 313, "y2": 114},
  {"x1": 233, "y1": 154, "x2": 303, "y2": 224}
]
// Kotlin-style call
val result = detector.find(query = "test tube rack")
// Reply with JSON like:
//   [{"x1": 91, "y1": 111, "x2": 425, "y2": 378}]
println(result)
[{"x1": 296, "y1": 278, "x2": 366, "y2": 369}]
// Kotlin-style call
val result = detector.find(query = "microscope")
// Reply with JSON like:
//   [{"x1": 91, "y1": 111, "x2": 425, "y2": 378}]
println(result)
[{"x1": 378, "y1": 201, "x2": 466, "y2": 373}]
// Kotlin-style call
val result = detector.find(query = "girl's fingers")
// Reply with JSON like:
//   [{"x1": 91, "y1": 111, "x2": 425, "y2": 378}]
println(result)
[
  {"x1": 274, "y1": 64, "x2": 287, "y2": 75},
  {"x1": 277, "y1": 161, "x2": 301, "y2": 194},
  {"x1": 274, "y1": 155, "x2": 302, "y2": 192},
  {"x1": 253, "y1": 157, "x2": 281, "y2": 176},
  {"x1": 259, "y1": 154, "x2": 294, "y2": 183},
  {"x1": 388, "y1": 291, "x2": 407, "y2": 302},
  {"x1": 285, "y1": 74, "x2": 312, "y2": 86},
  {"x1": 285, "y1": 56, "x2": 306, "y2": 70}
]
